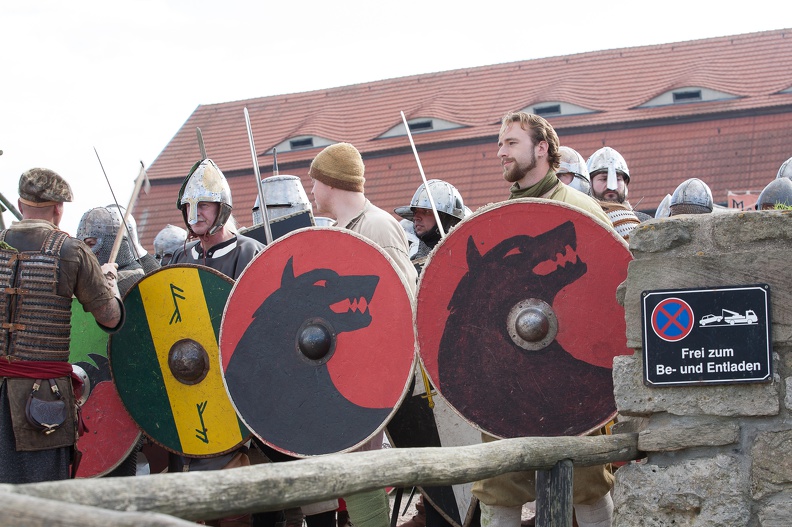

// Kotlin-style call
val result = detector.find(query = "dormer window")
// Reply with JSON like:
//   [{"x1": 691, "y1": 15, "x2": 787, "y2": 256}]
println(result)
[
  {"x1": 519, "y1": 101, "x2": 594, "y2": 118},
  {"x1": 379, "y1": 117, "x2": 463, "y2": 139},
  {"x1": 289, "y1": 137, "x2": 314, "y2": 150},
  {"x1": 534, "y1": 104, "x2": 561, "y2": 117},
  {"x1": 408, "y1": 120, "x2": 434, "y2": 132},
  {"x1": 673, "y1": 90, "x2": 702, "y2": 103},
  {"x1": 267, "y1": 135, "x2": 334, "y2": 154},
  {"x1": 639, "y1": 87, "x2": 737, "y2": 108}
]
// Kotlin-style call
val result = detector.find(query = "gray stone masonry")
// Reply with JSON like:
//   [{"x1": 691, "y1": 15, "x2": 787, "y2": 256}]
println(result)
[{"x1": 612, "y1": 211, "x2": 791, "y2": 526}]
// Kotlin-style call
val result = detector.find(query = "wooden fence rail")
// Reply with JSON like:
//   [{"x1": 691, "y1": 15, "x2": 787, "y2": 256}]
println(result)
[{"x1": 0, "y1": 433, "x2": 640, "y2": 527}]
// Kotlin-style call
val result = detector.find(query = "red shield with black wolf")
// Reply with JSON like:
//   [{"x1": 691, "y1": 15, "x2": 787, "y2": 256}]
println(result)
[
  {"x1": 220, "y1": 227, "x2": 416, "y2": 457},
  {"x1": 417, "y1": 199, "x2": 632, "y2": 439}
]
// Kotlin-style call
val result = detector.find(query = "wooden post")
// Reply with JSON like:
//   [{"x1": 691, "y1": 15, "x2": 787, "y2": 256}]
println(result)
[{"x1": 535, "y1": 460, "x2": 573, "y2": 527}]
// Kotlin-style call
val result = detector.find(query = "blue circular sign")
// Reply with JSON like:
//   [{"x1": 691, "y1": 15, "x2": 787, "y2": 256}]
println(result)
[{"x1": 651, "y1": 298, "x2": 694, "y2": 342}]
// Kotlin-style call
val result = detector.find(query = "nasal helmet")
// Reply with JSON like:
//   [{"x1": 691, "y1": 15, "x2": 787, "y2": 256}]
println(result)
[
  {"x1": 587, "y1": 146, "x2": 630, "y2": 195},
  {"x1": 177, "y1": 159, "x2": 233, "y2": 236}
]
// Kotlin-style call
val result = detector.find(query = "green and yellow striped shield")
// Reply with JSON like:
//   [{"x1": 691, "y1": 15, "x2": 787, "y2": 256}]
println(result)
[{"x1": 110, "y1": 265, "x2": 248, "y2": 456}]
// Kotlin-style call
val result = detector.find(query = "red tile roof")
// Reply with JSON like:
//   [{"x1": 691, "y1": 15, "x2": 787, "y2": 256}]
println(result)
[{"x1": 136, "y1": 28, "x2": 792, "y2": 249}]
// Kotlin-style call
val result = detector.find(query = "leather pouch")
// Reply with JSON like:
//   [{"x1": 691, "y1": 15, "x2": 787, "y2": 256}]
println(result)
[
  {"x1": 26, "y1": 379, "x2": 67, "y2": 434},
  {"x1": 7, "y1": 377, "x2": 76, "y2": 451}
]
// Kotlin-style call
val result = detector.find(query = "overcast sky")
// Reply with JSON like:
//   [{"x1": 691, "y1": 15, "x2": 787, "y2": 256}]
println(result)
[{"x1": 1, "y1": 1, "x2": 788, "y2": 238}]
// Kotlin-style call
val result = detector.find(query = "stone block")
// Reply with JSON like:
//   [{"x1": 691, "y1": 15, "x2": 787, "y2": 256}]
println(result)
[
  {"x1": 757, "y1": 491, "x2": 792, "y2": 526},
  {"x1": 638, "y1": 415, "x2": 739, "y2": 452},
  {"x1": 613, "y1": 455, "x2": 750, "y2": 526},
  {"x1": 751, "y1": 430, "x2": 792, "y2": 500}
]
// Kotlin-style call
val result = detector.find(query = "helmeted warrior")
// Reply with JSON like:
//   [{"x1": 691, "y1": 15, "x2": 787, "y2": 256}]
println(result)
[
  {"x1": 251, "y1": 174, "x2": 314, "y2": 225},
  {"x1": 395, "y1": 179, "x2": 467, "y2": 271},
  {"x1": 669, "y1": 178, "x2": 714, "y2": 216},
  {"x1": 0, "y1": 168, "x2": 123, "y2": 484},
  {"x1": 170, "y1": 159, "x2": 264, "y2": 280},
  {"x1": 153, "y1": 224, "x2": 187, "y2": 265},
  {"x1": 557, "y1": 146, "x2": 591, "y2": 195},
  {"x1": 655, "y1": 194, "x2": 672, "y2": 218},
  {"x1": 587, "y1": 146, "x2": 643, "y2": 239},
  {"x1": 76, "y1": 206, "x2": 144, "y2": 296},
  {"x1": 756, "y1": 177, "x2": 792, "y2": 210},
  {"x1": 776, "y1": 156, "x2": 792, "y2": 180},
  {"x1": 168, "y1": 160, "x2": 264, "y2": 523},
  {"x1": 106, "y1": 204, "x2": 160, "y2": 274}
]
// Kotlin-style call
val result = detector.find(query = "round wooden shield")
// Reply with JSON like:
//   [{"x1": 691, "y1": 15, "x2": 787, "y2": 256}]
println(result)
[
  {"x1": 220, "y1": 227, "x2": 416, "y2": 457},
  {"x1": 69, "y1": 299, "x2": 141, "y2": 478},
  {"x1": 109, "y1": 265, "x2": 249, "y2": 457},
  {"x1": 417, "y1": 199, "x2": 632, "y2": 439}
]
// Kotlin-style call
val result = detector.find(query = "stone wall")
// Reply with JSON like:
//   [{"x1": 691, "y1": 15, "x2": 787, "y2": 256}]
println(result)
[{"x1": 611, "y1": 211, "x2": 792, "y2": 526}]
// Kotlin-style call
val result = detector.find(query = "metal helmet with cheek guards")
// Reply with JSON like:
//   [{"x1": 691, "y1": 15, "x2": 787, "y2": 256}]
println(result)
[
  {"x1": 776, "y1": 156, "x2": 792, "y2": 180},
  {"x1": 557, "y1": 146, "x2": 591, "y2": 195},
  {"x1": 153, "y1": 224, "x2": 188, "y2": 262},
  {"x1": 76, "y1": 206, "x2": 138, "y2": 268},
  {"x1": 669, "y1": 178, "x2": 713, "y2": 216},
  {"x1": 251, "y1": 175, "x2": 312, "y2": 225},
  {"x1": 756, "y1": 177, "x2": 792, "y2": 210},
  {"x1": 395, "y1": 179, "x2": 466, "y2": 222},
  {"x1": 587, "y1": 146, "x2": 630, "y2": 197},
  {"x1": 177, "y1": 159, "x2": 233, "y2": 236},
  {"x1": 655, "y1": 194, "x2": 672, "y2": 218}
]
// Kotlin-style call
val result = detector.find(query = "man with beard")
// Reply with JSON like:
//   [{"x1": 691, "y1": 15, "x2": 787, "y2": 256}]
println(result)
[
  {"x1": 471, "y1": 112, "x2": 614, "y2": 527},
  {"x1": 499, "y1": 112, "x2": 609, "y2": 223},
  {"x1": 587, "y1": 147, "x2": 644, "y2": 239}
]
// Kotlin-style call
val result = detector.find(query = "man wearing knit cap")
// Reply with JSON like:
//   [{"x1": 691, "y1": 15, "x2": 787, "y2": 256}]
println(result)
[
  {"x1": 0, "y1": 168, "x2": 124, "y2": 484},
  {"x1": 309, "y1": 142, "x2": 417, "y2": 527},
  {"x1": 310, "y1": 142, "x2": 418, "y2": 291}
]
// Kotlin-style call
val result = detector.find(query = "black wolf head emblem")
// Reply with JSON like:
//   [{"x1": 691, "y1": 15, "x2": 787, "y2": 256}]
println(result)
[
  {"x1": 252, "y1": 257, "x2": 379, "y2": 334},
  {"x1": 225, "y1": 257, "x2": 390, "y2": 455},
  {"x1": 438, "y1": 221, "x2": 615, "y2": 437},
  {"x1": 447, "y1": 221, "x2": 586, "y2": 319}
]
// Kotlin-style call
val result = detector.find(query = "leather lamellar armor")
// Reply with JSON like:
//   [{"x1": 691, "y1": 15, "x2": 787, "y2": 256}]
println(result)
[{"x1": 0, "y1": 230, "x2": 73, "y2": 361}]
